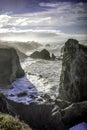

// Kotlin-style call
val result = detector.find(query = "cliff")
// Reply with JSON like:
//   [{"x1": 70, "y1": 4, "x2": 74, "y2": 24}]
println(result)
[
  {"x1": 0, "y1": 39, "x2": 87, "y2": 130},
  {"x1": 0, "y1": 47, "x2": 25, "y2": 85},
  {"x1": 59, "y1": 39, "x2": 87, "y2": 102}
]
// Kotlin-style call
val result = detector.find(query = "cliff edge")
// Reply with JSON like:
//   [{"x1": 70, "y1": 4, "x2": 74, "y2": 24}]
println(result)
[
  {"x1": 0, "y1": 47, "x2": 25, "y2": 85},
  {"x1": 59, "y1": 39, "x2": 87, "y2": 102}
]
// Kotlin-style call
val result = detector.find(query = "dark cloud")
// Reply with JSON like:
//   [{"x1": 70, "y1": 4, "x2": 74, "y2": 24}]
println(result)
[{"x1": 0, "y1": 0, "x2": 86, "y2": 14}]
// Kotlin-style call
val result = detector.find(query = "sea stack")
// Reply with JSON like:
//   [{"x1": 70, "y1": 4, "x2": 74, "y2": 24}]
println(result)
[
  {"x1": 59, "y1": 39, "x2": 87, "y2": 102},
  {"x1": 0, "y1": 47, "x2": 25, "y2": 85}
]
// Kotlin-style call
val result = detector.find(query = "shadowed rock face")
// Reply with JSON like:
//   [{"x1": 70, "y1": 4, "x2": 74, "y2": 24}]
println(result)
[
  {"x1": 0, "y1": 47, "x2": 25, "y2": 85},
  {"x1": 6, "y1": 100, "x2": 67, "y2": 130},
  {"x1": 0, "y1": 93, "x2": 8, "y2": 113},
  {"x1": 59, "y1": 39, "x2": 87, "y2": 102}
]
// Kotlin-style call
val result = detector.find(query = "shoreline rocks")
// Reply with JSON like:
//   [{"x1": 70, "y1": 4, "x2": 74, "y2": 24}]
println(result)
[{"x1": 0, "y1": 39, "x2": 87, "y2": 130}]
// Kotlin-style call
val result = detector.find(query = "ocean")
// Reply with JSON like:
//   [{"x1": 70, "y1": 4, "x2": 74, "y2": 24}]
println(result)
[
  {"x1": 0, "y1": 39, "x2": 85, "y2": 104},
  {"x1": 0, "y1": 40, "x2": 64, "y2": 104}
]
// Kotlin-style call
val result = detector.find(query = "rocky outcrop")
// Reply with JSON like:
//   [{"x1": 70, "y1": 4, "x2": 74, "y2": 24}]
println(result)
[
  {"x1": 59, "y1": 39, "x2": 87, "y2": 102},
  {"x1": 0, "y1": 47, "x2": 25, "y2": 85},
  {"x1": 6, "y1": 99, "x2": 67, "y2": 130},
  {"x1": 30, "y1": 49, "x2": 51, "y2": 60},
  {"x1": 0, "y1": 39, "x2": 87, "y2": 130},
  {"x1": 5, "y1": 96, "x2": 87, "y2": 130},
  {"x1": 62, "y1": 101, "x2": 87, "y2": 128}
]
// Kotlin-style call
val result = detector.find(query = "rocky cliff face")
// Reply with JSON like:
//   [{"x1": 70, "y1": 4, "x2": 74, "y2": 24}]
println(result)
[
  {"x1": 59, "y1": 39, "x2": 87, "y2": 102},
  {"x1": 0, "y1": 47, "x2": 25, "y2": 85},
  {"x1": 0, "y1": 39, "x2": 87, "y2": 130}
]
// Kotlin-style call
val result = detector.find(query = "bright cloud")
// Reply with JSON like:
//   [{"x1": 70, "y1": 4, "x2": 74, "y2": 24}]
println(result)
[
  {"x1": 0, "y1": 28, "x2": 86, "y2": 44},
  {"x1": 0, "y1": 2, "x2": 87, "y2": 43},
  {"x1": 0, "y1": 2, "x2": 87, "y2": 29}
]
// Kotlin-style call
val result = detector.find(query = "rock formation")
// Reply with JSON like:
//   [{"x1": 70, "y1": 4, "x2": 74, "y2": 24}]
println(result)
[
  {"x1": 30, "y1": 49, "x2": 51, "y2": 60},
  {"x1": 0, "y1": 47, "x2": 25, "y2": 85},
  {"x1": 6, "y1": 100, "x2": 67, "y2": 130},
  {"x1": 0, "y1": 39, "x2": 87, "y2": 130},
  {"x1": 59, "y1": 39, "x2": 87, "y2": 102}
]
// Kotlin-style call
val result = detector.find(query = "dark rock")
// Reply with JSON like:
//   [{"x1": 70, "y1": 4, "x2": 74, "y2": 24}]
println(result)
[
  {"x1": 30, "y1": 51, "x2": 40, "y2": 59},
  {"x1": 30, "y1": 49, "x2": 51, "y2": 60},
  {"x1": 6, "y1": 97, "x2": 87, "y2": 130},
  {"x1": 51, "y1": 53, "x2": 56, "y2": 60},
  {"x1": 55, "y1": 99, "x2": 71, "y2": 109},
  {"x1": 0, "y1": 47, "x2": 25, "y2": 85},
  {"x1": 0, "y1": 92, "x2": 86, "y2": 130},
  {"x1": 40, "y1": 49, "x2": 50, "y2": 60},
  {"x1": 59, "y1": 39, "x2": 87, "y2": 102},
  {"x1": 0, "y1": 93, "x2": 8, "y2": 113},
  {"x1": 39, "y1": 75, "x2": 43, "y2": 78},
  {"x1": 6, "y1": 99, "x2": 67, "y2": 130},
  {"x1": 45, "y1": 44, "x2": 50, "y2": 47},
  {"x1": 62, "y1": 101, "x2": 87, "y2": 128},
  {"x1": 17, "y1": 92, "x2": 27, "y2": 97}
]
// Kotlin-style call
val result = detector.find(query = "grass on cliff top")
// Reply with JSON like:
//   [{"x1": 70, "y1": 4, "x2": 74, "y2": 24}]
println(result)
[
  {"x1": 79, "y1": 44, "x2": 87, "y2": 52},
  {"x1": 0, "y1": 113, "x2": 32, "y2": 130},
  {"x1": 81, "y1": 44, "x2": 87, "y2": 47}
]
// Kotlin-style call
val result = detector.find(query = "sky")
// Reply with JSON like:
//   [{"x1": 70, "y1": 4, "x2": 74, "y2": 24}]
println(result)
[{"x1": 0, "y1": 0, "x2": 87, "y2": 43}]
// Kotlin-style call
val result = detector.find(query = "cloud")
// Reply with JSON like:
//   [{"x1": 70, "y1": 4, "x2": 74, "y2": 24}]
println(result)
[
  {"x1": 0, "y1": 28, "x2": 86, "y2": 44},
  {"x1": 0, "y1": 2, "x2": 87, "y2": 43},
  {"x1": 0, "y1": 2, "x2": 87, "y2": 29}
]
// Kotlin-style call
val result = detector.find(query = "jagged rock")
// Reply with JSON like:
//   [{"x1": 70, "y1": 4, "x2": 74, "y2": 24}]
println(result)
[
  {"x1": 6, "y1": 99, "x2": 67, "y2": 130},
  {"x1": 30, "y1": 49, "x2": 51, "y2": 60},
  {"x1": 30, "y1": 51, "x2": 40, "y2": 59},
  {"x1": 0, "y1": 47, "x2": 25, "y2": 85},
  {"x1": 59, "y1": 39, "x2": 87, "y2": 102},
  {"x1": 62, "y1": 101, "x2": 87, "y2": 128},
  {"x1": 5, "y1": 97, "x2": 87, "y2": 130}
]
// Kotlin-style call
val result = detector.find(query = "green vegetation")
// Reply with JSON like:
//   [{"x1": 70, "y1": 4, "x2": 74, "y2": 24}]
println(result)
[
  {"x1": 81, "y1": 44, "x2": 87, "y2": 47},
  {"x1": 0, "y1": 113, "x2": 32, "y2": 130},
  {"x1": 79, "y1": 44, "x2": 87, "y2": 52}
]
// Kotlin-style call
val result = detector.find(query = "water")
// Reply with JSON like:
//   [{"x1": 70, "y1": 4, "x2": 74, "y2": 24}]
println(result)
[{"x1": 0, "y1": 41, "x2": 63, "y2": 104}]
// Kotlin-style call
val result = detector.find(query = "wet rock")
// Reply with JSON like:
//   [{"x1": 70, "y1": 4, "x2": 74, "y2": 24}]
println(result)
[
  {"x1": 0, "y1": 47, "x2": 25, "y2": 85},
  {"x1": 51, "y1": 53, "x2": 56, "y2": 60},
  {"x1": 59, "y1": 39, "x2": 87, "y2": 102},
  {"x1": 30, "y1": 49, "x2": 51, "y2": 60},
  {"x1": 17, "y1": 92, "x2": 27, "y2": 97}
]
